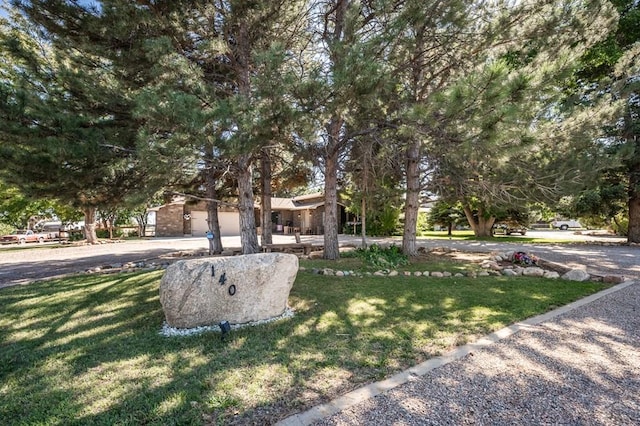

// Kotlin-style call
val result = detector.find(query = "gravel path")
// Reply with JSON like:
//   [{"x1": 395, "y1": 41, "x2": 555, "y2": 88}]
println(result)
[{"x1": 279, "y1": 280, "x2": 640, "y2": 425}]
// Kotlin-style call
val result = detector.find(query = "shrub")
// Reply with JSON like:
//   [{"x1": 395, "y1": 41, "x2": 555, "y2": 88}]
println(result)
[
  {"x1": 68, "y1": 231, "x2": 84, "y2": 241},
  {"x1": 96, "y1": 228, "x2": 124, "y2": 239},
  {"x1": 0, "y1": 223, "x2": 14, "y2": 236},
  {"x1": 355, "y1": 243, "x2": 409, "y2": 270}
]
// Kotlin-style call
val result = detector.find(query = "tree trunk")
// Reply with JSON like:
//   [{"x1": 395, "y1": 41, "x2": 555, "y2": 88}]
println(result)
[
  {"x1": 260, "y1": 149, "x2": 273, "y2": 246},
  {"x1": 323, "y1": 118, "x2": 341, "y2": 260},
  {"x1": 204, "y1": 150, "x2": 223, "y2": 254},
  {"x1": 135, "y1": 213, "x2": 148, "y2": 237},
  {"x1": 237, "y1": 153, "x2": 260, "y2": 254},
  {"x1": 83, "y1": 206, "x2": 98, "y2": 244},
  {"x1": 402, "y1": 140, "x2": 420, "y2": 256},
  {"x1": 360, "y1": 196, "x2": 367, "y2": 249},
  {"x1": 463, "y1": 205, "x2": 495, "y2": 237},
  {"x1": 628, "y1": 171, "x2": 640, "y2": 243}
]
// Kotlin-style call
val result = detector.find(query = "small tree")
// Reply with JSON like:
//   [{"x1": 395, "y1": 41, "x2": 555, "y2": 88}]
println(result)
[{"x1": 427, "y1": 202, "x2": 466, "y2": 236}]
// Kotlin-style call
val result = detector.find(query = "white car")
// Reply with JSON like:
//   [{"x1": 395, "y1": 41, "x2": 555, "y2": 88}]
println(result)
[{"x1": 552, "y1": 219, "x2": 582, "y2": 230}]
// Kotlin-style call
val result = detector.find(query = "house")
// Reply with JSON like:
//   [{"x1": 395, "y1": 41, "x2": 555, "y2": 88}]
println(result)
[{"x1": 152, "y1": 193, "x2": 348, "y2": 237}]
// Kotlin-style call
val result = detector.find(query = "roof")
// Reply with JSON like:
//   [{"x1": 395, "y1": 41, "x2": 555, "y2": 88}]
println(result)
[
  {"x1": 151, "y1": 192, "x2": 342, "y2": 212},
  {"x1": 270, "y1": 197, "x2": 326, "y2": 211}
]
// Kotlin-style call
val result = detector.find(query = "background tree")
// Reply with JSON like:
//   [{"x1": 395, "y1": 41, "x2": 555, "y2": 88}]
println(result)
[
  {"x1": 0, "y1": 181, "x2": 81, "y2": 229},
  {"x1": 426, "y1": 201, "x2": 465, "y2": 236},
  {"x1": 563, "y1": 0, "x2": 640, "y2": 242},
  {"x1": 392, "y1": 0, "x2": 617, "y2": 239}
]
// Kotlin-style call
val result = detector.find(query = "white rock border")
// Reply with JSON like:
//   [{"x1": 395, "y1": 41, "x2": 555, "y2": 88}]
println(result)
[{"x1": 159, "y1": 306, "x2": 296, "y2": 337}]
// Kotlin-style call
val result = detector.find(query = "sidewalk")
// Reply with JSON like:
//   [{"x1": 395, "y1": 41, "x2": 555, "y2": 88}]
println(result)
[{"x1": 278, "y1": 280, "x2": 640, "y2": 425}]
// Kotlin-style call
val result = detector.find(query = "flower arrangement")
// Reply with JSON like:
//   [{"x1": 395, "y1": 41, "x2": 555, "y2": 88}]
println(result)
[{"x1": 513, "y1": 251, "x2": 538, "y2": 265}]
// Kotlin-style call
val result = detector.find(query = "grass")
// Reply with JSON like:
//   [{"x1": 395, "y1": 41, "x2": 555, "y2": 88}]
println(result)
[
  {"x1": 0, "y1": 256, "x2": 606, "y2": 425},
  {"x1": 417, "y1": 230, "x2": 578, "y2": 243}
]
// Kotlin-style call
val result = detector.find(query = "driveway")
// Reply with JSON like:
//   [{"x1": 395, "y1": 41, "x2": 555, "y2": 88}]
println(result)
[{"x1": 0, "y1": 231, "x2": 637, "y2": 289}]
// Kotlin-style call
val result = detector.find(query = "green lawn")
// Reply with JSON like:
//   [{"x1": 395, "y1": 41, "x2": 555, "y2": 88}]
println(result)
[
  {"x1": 0, "y1": 258, "x2": 605, "y2": 425},
  {"x1": 416, "y1": 230, "x2": 576, "y2": 243}
]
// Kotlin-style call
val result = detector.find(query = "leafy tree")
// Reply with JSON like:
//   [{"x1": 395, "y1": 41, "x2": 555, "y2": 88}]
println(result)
[{"x1": 0, "y1": 181, "x2": 80, "y2": 229}]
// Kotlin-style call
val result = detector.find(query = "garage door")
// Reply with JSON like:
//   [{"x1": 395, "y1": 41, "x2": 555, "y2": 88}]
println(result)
[
  {"x1": 190, "y1": 211, "x2": 240, "y2": 237},
  {"x1": 190, "y1": 211, "x2": 209, "y2": 237}
]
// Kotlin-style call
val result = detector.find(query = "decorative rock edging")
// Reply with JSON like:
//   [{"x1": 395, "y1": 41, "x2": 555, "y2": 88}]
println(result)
[
  {"x1": 85, "y1": 261, "x2": 171, "y2": 274},
  {"x1": 302, "y1": 249, "x2": 626, "y2": 284}
]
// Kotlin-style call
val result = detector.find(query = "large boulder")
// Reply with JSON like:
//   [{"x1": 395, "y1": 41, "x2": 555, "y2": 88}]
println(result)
[{"x1": 160, "y1": 253, "x2": 298, "y2": 328}]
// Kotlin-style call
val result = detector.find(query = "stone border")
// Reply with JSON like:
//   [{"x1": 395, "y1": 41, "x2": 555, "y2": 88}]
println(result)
[{"x1": 302, "y1": 249, "x2": 625, "y2": 284}]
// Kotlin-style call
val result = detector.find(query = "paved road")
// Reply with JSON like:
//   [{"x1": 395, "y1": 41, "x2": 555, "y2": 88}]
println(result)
[{"x1": 0, "y1": 231, "x2": 638, "y2": 288}]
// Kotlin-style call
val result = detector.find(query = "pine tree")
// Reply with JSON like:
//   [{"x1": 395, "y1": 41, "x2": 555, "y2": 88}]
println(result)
[
  {"x1": 388, "y1": 0, "x2": 617, "y2": 242},
  {"x1": 564, "y1": 0, "x2": 640, "y2": 242},
  {"x1": 0, "y1": 7, "x2": 148, "y2": 243}
]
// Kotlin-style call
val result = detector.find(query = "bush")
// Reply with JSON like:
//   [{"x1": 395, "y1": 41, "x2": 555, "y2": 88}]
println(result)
[
  {"x1": 0, "y1": 223, "x2": 14, "y2": 236},
  {"x1": 96, "y1": 228, "x2": 124, "y2": 239},
  {"x1": 68, "y1": 231, "x2": 84, "y2": 241},
  {"x1": 355, "y1": 244, "x2": 409, "y2": 270},
  {"x1": 416, "y1": 212, "x2": 430, "y2": 236}
]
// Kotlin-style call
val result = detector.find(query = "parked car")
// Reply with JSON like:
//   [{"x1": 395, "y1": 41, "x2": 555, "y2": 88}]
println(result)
[
  {"x1": 0, "y1": 229, "x2": 48, "y2": 245},
  {"x1": 551, "y1": 219, "x2": 582, "y2": 230},
  {"x1": 493, "y1": 223, "x2": 527, "y2": 235}
]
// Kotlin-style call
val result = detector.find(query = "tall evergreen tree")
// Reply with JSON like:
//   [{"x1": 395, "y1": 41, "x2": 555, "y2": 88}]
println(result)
[
  {"x1": 10, "y1": 1, "x2": 310, "y2": 253},
  {"x1": 0, "y1": 6, "x2": 148, "y2": 243},
  {"x1": 305, "y1": 0, "x2": 397, "y2": 259},
  {"x1": 388, "y1": 0, "x2": 616, "y2": 243},
  {"x1": 563, "y1": 0, "x2": 640, "y2": 242}
]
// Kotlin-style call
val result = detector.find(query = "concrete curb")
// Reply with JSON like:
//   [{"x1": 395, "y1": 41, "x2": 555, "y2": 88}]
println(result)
[{"x1": 276, "y1": 279, "x2": 638, "y2": 426}]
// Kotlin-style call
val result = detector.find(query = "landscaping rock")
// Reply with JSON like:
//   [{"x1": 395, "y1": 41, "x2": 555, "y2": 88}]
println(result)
[
  {"x1": 603, "y1": 275, "x2": 625, "y2": 284},
  {"x1": 543, "y1": 271, "x2": 560, "y2": 279},
  {"x1": 423, "y1": 271, "x2": 430, "y2": 277},
  {"x1": 159, "y1": 253, "x2": 298, "y2": 328},
  {"x1": 414, "y1": 271, "x2": 422, "y2": 277},
  {"x1": 503, "y1": 269, "x2": 518, "y2": 277},
  {"x1": 522, "y1": 267, "x2": 545, "y2": 277},
  {"x1": 443, "y1": 271, "x2": 452, "y2": 277},
  {"x1": 431, "y1": 272, "x2": 444, "y2": 278},
  {"x1": 388, "y1": 270, "x2": 399, "y2": 277},
  {"x1": 561, "y1": 269, "x2": 591, "y2": 282}
]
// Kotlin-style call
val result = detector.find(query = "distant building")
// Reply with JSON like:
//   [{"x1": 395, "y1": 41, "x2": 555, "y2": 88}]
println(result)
[{"x1": 151, "y1": 193, "x2": 347, "y2": 237}]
